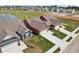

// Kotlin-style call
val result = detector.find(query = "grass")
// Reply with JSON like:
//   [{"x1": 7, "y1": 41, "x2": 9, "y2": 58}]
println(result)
[
  {"x1": 53, "y1": 47, "x2": 61, "y2": 53},
  {"x1": 75, "y1": 30, "x2": 79, "y2": 34},
  {"x1": 0, "y1": 9, "x2": 43, "y2": 20},
  {"x1": 65, "y1": 25, "x2": 76, "y2": 32},
  {"x1": 24, "y1": 35, "x2": 55, "y2": 53},
  {"x1": 50, "y1": 29, "x2": 67, "y2": 39},
  {"x1": 56, "y1": 17, "x2": 79, "y2": 32},
  {"x1": 66, "y1": 37, "x2": 72, "y2": 42}
]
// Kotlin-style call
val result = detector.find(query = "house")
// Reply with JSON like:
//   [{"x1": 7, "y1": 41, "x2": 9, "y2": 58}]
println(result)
[
  {"x1": 23, "y1": 16, "x2": 60, "y2": 35},
  {"x1": 23, "y1": 17, "x2": 48, "y2": 35},
  {"x1": 40, "y1": 16, "x2": 60, "y2": 29},
  {"x1": 0, "y1": 14, "x2": 32, "y2": 52}
]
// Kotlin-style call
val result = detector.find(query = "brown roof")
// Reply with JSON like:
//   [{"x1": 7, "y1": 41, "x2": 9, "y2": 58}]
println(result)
[
  {"x1": 41, "y1": 16, "x2": 60, "y2": 26},
  {"x1": 0, "y1": 28, "x2": 7, "y2": 42},
  {"x1": 0, "y1": 14, "x2": 28, "y2": 41},
  {"x1": 27, "y1": 17, "x2": 48, "y2": 31},
  {"x1": 26, "y1": 16, "x2": 59, "y2": 32}
]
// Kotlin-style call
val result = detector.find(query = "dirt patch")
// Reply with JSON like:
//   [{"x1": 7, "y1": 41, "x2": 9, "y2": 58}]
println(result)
[
  {"x1": 55, "y1": 16, "x2": 79, "y2": 23},
  {"x1": 23, "y1": 47, "x2": 43, "y2": 53},
  {"x1": 23, "y1": 38, "x2": 43, "y2": 53}
]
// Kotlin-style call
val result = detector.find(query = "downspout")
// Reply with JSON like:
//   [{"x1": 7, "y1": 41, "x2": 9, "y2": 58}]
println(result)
[
  {"x1": 16, "y1": 31, "x2": 23, "y2": 40},
  {"x1": 16, "y1": 31, "x2": 23, "y2": 46}
]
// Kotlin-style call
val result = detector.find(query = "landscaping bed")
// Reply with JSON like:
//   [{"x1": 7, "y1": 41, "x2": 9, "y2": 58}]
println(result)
[{"x1": 23, "y1": 35, "x2": 55, "y2": 53}]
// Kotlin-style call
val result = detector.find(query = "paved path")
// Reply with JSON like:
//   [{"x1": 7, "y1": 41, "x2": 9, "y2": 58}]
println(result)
[
  {"x1": 63, "y1": 36, "x2": 71, "y2": 41},
  {"x1": 42, "y1": 27, "x2": 79, "y2": 53},
  {"x1": 40, "y1": 30, "x2": 67, "y2": 50},
  {"x1": 61, "y1": 27, "x2": 79, "y2": 41},
  {"x1": 1, "y1": 40, "x2": 27, "y2": 53},
  {"x1": 59, "y1": 28, "x2": 76, "y2": 37},
  {"x1": 72, "y1": 27, "x2": 79, "y2": 33}
]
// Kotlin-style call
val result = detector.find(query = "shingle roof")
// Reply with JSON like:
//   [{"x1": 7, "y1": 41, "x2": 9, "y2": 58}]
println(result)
[
  {"x1": 0, "y1": 14, "x2": 28, "y2": 41},
  {"x1": 26, "y1": 17, "x2": 48, "y2": 31},
  {"x1": 31, "y1": 20, "x2": 47, "y2": 31},
  {"x1": 0, "y1": 28, "x2": 7, "y2": 42},
  {"x1": 26, "y1": 15, "x2": 59, "y2": 31},
  {"x1": 41, "y1": 16, "x2": 60, "y2": 26}
]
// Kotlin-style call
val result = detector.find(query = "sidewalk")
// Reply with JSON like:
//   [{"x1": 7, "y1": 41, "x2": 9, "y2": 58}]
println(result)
[
  {"x1": 59, "y1": 28, "x2": 76, "y2": 37},
  {"x1": 40, "y1": 30, "x2": 67, "y2": 50}
]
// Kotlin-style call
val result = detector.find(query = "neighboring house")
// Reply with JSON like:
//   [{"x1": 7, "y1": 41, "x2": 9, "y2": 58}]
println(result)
[
  {"x1": 23, "y1": 17, "x2": 47, "y2": 35},
  {"x1": 40, "y1": 16, "x2": 60, "y2": 29},
  {"x1": 0, "y1": 14, "x2": 32, "y2": 52},
  {"x1": 23, "y1": 16, "x2": 60, "y2": 34}
]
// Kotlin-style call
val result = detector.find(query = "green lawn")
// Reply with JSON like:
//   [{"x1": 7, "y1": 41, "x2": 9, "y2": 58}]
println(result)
[
  {"x1": 0, "y1": 9, "x2": 42, "y2": 20},
  {"x1": 65, "y1": 25, "x2": 76, "y2": 32},
  {"x1": 53, "y1": 47, "x2": 61, "y2": 53},
  {"x1": 75, "y1": 30, "x2": 79, "y2": 34},
  {"x1": 56, "y1": 17, "x2": 79, "y2": 32},
  {"x1": 66, "y1": 37, "x2": 72, "y2": 42},
  {"x1": 50, "y1": 29, "x2": 67, "y2": 39},
  {"x1": 26, "y1": 35, "x2": 55, "y2": 52}
]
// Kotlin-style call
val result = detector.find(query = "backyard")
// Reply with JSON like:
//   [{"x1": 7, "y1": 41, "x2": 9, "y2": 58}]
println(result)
[
  {"x1": 56, "y1": 17, "x2": 79, "y2": 32},
  {"x1": 23, "y1": 35, "x2": 55, "y2": 53},
  {"x1": 0, "y1": 9, "x2": 43, "y2": 20}
]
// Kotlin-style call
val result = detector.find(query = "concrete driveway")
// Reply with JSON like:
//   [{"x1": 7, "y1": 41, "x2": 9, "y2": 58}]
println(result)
[
  {"x1": 40, "y1": 29, "x2": 67, "y2": 50},
  {"x1": 1, "y1": 40, "x2": 27, "y2": 53}
]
